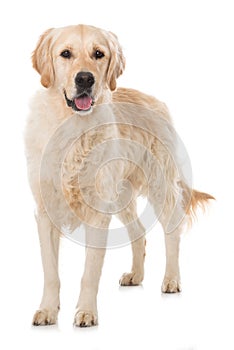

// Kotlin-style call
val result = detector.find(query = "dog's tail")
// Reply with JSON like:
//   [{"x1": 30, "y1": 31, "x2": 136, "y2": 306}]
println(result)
[{"x1": 181, "y1": 182, "x2": 215, "y2": 226}]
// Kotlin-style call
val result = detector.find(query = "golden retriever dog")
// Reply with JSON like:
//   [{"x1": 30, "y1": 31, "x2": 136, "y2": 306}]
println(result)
[{"x1": 25, "y1": 24, "x2": 213, "y2": 327}]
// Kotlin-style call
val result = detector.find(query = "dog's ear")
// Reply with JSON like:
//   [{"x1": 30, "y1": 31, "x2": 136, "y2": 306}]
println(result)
[
  {"x1": 32, "y1": 28, "x2": 55, "y2": 88},
  {"x1": 106, "y1": 32, "x2": 125, "y2": 91}
]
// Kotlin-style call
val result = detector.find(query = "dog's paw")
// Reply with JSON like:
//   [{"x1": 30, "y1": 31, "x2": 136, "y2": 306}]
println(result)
[
  {"x1": 74, "y1": 310, "x2": 98, "y2": 327},
  {"x1": 119, "y1": 271, "x2": 143, "y2": 286},
  {"x1": 32, "y1": 309, "x2": 58, "y2": 326},
  {"x1": 161, "y1": 277, "x2": 181, "y2": 293}
]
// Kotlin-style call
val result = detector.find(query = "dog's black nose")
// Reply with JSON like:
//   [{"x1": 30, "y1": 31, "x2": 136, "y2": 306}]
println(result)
[{"x1": 75, "y1": 72, "x2": 95, "y2": 89}]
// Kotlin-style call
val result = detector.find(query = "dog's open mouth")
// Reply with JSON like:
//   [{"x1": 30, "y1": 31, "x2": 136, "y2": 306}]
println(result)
[{"x1": 64, "y1": 91, "x2": 94, "y2": 112}]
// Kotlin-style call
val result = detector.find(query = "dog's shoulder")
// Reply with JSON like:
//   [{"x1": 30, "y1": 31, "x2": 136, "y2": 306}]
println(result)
[
  {"x1": 25, "y1": 89, "x2": 67, "y2": 154},
  {"x1": 112, "y1": 87, "x2": 171, "y2": 122}
]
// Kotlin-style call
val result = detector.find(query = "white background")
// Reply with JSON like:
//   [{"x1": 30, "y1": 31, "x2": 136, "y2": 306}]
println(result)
[{"x1": 0, "y1": 0, "x2": 233, "y2": 349}]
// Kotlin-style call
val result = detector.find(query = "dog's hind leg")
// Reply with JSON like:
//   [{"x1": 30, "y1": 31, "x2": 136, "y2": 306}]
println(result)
[
  {"x1": 118, "y1": 202, "x2": 146, "y2": 286},
  {"x1": 149, "y1": 182, "x2": 185, "y2": 293},
  {"x1": 161, "y1": 225, "x2": 182, "y2": 293}
]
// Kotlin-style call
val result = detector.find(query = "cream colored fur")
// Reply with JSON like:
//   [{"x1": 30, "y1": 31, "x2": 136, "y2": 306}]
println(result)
[{"x1": 25, "y1": 24, "x2": 213, "y2": 327}]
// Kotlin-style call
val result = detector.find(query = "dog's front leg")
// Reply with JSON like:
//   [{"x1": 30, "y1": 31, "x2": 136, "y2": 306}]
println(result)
[
  {"x1": 74, "y1": 221, "x2": 109, "y2": 327},
  {"x1": 32, "y1": 209, "x2": 60, "y2": 325}
]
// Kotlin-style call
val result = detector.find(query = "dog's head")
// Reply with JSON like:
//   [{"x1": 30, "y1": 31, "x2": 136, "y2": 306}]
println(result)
[{"x1": 32, "y1": 24, "x2": 125, "y2": 115}]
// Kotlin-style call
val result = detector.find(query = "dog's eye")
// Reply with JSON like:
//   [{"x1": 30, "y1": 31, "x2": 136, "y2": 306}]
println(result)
[
  {"x1": 95, "y1": 50, "x2": 105, "y2": 59},
  {"x1": 60, "y1": 50, "x2": 72, "y2": 59}
]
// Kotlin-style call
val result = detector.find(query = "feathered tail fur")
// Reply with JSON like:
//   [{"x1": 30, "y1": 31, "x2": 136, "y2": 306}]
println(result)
[{"x1": 181, "y1": 182, "x2": 215, "y2": 226}]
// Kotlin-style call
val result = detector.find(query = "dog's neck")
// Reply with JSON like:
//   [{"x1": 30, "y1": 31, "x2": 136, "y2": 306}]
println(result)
[{"x1": 95, "y1": 88, "x2": 113, "y2": 106}]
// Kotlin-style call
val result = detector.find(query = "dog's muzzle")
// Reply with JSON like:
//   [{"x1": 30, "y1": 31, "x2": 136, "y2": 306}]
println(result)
[{"x1": 64, "y1": 71, "x2": 95, "y2": 112}]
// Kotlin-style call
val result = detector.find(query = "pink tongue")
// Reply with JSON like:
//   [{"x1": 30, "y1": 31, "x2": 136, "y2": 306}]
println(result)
[{"x1": 74, "y1": 96, "x2": 92, "y2": 110}]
